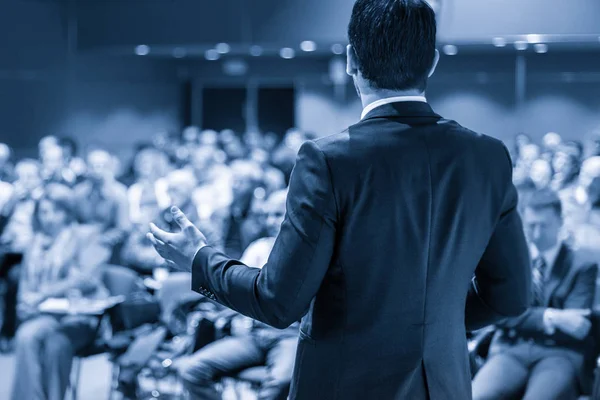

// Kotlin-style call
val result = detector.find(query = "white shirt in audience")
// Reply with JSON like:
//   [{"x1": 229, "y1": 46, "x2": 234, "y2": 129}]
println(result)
[{"x1": 240, "y1": 237, "x2": 276, "y2": 269}]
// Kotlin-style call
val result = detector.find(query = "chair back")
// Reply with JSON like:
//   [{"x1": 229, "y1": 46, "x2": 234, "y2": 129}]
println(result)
[{"x1": 100, "y1": 264, "x2": 159, "y2": 332}]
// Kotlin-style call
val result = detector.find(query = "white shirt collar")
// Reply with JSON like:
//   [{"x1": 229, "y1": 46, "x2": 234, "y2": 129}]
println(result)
[
  {"x1": 530, "y1": 242, "x2": 562, "y2": 269},
  {"x1": 361, "y1": 95, "x2": 427, "y2": 120}
]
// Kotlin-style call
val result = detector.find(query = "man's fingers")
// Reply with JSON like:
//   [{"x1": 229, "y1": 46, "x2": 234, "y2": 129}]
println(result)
[
  {"x1": 171, "y1": 206, "x2": 194, "y2": 231},
  {"x1": 149, "y1": 223, "x2": 175, "y2": 244},
  {"x1": 575, "y1": 309, "x2": 591, "y2": 317},
  {"x1": 147, "y1": 233, "x2": 170, "y2": 259}
]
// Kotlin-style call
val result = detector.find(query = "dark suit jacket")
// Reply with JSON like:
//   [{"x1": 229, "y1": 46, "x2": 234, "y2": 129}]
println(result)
[
  {"x1": 491, "y1": 243, "x2": 598, "y2": 391},
  {"x1": 192, "y1": 101, "x2": 531, "y2": 400}
]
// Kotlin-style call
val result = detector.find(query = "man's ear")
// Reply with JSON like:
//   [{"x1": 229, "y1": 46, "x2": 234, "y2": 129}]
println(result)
[
  {"x1": 428, "y1": 49, "x2": 440, "y2": 78},
  {"x1": 346, "y1": 45, "x2": 359, "y2": 76}
]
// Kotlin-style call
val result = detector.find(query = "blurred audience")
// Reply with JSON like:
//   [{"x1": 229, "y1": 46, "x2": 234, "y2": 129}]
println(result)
[
  {"x1": 3, "y1": 124, "x2": 600, "y2": 400},
  {"x1": 10, "y1": 184, "x2": 111, "y2": 400},
  {"x1": 176, "y1": 187, "x2": 297, "y2": 400}
]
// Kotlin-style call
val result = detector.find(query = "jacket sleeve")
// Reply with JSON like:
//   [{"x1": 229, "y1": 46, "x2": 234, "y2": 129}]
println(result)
[
  {"x1": 465, "y1": 145, "x2": 531, "y2": 331},
  {"x1": 191, "y1": 140, "x2": 337, "y2": 329}
]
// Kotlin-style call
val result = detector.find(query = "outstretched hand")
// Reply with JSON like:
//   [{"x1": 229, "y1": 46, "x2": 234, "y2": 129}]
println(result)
[{"x1": 147, "y1": 207, "x2": 207, "y2": 272}]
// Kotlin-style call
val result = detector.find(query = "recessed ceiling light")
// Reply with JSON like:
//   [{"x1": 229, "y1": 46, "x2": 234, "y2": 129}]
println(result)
[
  {"x1": 492, "y1": 37, "x2": 506, "y2": 48},
  {"x1": 280, "y1": 47, "x2": 295, "y2": 59},
  {"x1": 215, "y1": 43, "x2": 230, "y2": 54},
  {"x1": 331, "y1": 44, "x2": 345, "y2": 55},
  {"x1": 514, "y1": 41, "x2": 528, "y2": 51},
  {"x1": 534, "y1": 43, "x2": 548, "y2": 54},
  {"x1": 135, "y1": 45, "x2": 150, "y2": 56},
  {"x1": 442, "y1": 44, "x2": 458, "y2": 55},
  {"x1": 249, "y1": 45, "x2": 263, "y2": 56},
  {"x1": 172, "y1": 48, "x2": 186, "y2": 58},
  {"x1": 526, "y1": 34, "x2": 543, "y2": 44},
  {"x1": 205, "y1": 49, "x2": 220, "y2": 61},
  {"x1": 300, "y1": 41, "x2": 317, "y2": 52}
]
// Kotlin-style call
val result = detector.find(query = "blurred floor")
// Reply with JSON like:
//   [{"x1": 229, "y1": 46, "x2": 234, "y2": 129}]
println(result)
[{"x1": 0, "y1": 352, "x2": 112, "y2": 400}]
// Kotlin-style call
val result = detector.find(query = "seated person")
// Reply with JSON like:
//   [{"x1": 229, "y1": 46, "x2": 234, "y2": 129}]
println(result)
[
  {"x1": 239, "y1": 189, "x2": 287, "y2": 268},
  {"x1": 73, "y1": 149, "x2": 131, "y2": 248},
  {"x1": 472, "y1": 189, "x2": 598, "y2": 400},
  {"x1": 10, "y1": 184, "x2": 111, "y2": 400},
  {"x1": 0, "y1": 159, "x2": 44, "y2": 346},
  {"x1": 175, "y1": 188, "x2": 298, "y2": 400}
]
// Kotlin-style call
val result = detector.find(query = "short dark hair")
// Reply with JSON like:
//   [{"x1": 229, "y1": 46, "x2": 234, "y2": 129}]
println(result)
[
  {"x1": 525, "y1": 188, "x2": 562, "y2": 217},
  {"x1": 348, "y1": 0, "x2": 437, "y2": 91}
]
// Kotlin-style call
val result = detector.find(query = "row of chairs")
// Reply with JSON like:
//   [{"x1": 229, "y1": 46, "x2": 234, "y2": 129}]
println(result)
[{"x1": 67, "y1": 265, "x2": 273, "y2": 400}]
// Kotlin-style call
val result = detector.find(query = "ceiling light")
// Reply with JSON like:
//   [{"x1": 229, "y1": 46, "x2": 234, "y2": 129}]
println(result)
[
  {"x1": 280, "y1": 47, "x2": 295, "y2": 59},
  {"x1": 172, "y1": 48, "x2": 186, "y2": 58},
  {"x1": 215, "y1": 43, "x2": 230, "y2": 54},
  {"x1": 331, "y1": 44, "x2": 345, "y2": 55},
  {"x1": 300, "y1": 40, "x2": 317, "y2": 52},
  {"x1": 534, "y1": 43, "x2": 548, "y2": 54},
  {"x1": 526, "y1": 34, "x2": 543, "y2": 44},
  {"x1": 442, "y1": 44, "x2": 458, "y2": 55},
  {"x1": 249, "y1": 45, "x2": 263, "y2": 56},
  {"x1": 205, "y1": 49, "x2": 220, "y2": 61},
  {"x1": 492, "y1": 37, "x2": 506, "y2": 48},
  {"x1": 135, "y1": 45, "x2": 150, "y2": 56},
  {"x1": 514, "y1": 41, "x2": 528, "y2": 51}
]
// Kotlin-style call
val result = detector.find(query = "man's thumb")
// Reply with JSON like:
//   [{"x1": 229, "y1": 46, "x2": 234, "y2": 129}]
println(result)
[{"x1": 171, "y1": 206, "x2": 193, "y2": 230}]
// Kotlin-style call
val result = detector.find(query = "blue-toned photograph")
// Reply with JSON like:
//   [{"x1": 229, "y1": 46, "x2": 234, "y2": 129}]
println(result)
[{"x1": 0, "y1": 1, "x2": 599, "y2": 399}]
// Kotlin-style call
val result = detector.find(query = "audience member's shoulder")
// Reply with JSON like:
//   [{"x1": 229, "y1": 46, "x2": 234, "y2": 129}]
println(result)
[{"x1": 571, "y1": 246, "x2": 600, "y2": 270}]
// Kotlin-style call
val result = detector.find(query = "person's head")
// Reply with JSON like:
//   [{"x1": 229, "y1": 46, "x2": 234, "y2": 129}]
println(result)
[
  {"x1": 58, "y1": 137, "x2": 78, "y2": 160},
  {"x1": 38, "y1": 135, "x2": 59, "y2": 158},
  {"x1": 165, "y1": 169, "x2": 197, "y2": 209},
  {"x1": 263, "y1": 168, "x2": 286, "y2": 195},
  {"x1": 243, "y1": 131, "x2": 265, "y2": 150},
  {"x1": 14, "y1": 159, "x2": 41, "y2": 192},
  {"x1": 523, "y1": 189, "x2": 563, "y2": 252},
  {"x1": 41, "y1": 144, "x2": 65, "y2": 174},
  {"x1": 198, "y1": 130, "x2": 219, "y2": 147},
  {"x1": 190, "y1": 146, "x2": 217, "y2": 179},
  {"x1": 578, "y1": 156, "x2": 600, "y2": 189},
  {"x1": 347, "y1": 0, "x2": 439, "y2": 99},
  {"x1": 519, "y1": 144, "x2": 541, "y2": 166},
  {"x1": 230, "y1": 160, "x2": 263, "y2": 201},
  {"x1": 134, "y1": 148, "x2": 169, "y2": 181},
  {"x1": 86, "y1": 149, "x2": 116, "y2": 183},
  {"x1": 552, "y1": 142, "x2": 581, "y2": 180},
  {"x1": 33, "y1": 184, "x2": 76, "y2": 236},
  {"x1": 264, "y1": 189, "x2": 288, "y2": 237},
  {"x1": 529, "y1": 159, "x2": 553, "y2": 189},
  {"x1": 223, "y1": 136, "x2": 246, "y2": 161},
  {"x1": 542, "y1": 132, "x2": 562, "y2": 151},
  {"x1": 182, "y1": 126, "x2": 200, "y2": 144},
  {"x1": 0, "y1": 143, "x2": 11, "y2": 168},
  {"x1": 515, "y1": 133, "x2": 531, "y2": 151}
]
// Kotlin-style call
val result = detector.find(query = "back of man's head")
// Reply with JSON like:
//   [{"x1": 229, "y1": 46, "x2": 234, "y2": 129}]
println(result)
[{"x1": 348, "y1": 0, "x2": 437, "y2": 91}]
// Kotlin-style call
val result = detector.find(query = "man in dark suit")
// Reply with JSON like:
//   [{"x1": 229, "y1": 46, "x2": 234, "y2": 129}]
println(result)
[
  {"x1": 148, "y1": 0, "x2": 531, "y2": 398},
  {"x1": 472, "y1": 189, "x2": 598, "y2": 400}
]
